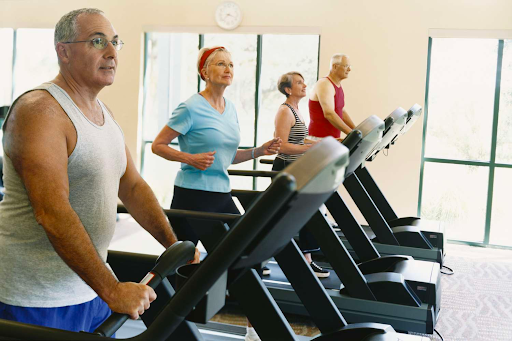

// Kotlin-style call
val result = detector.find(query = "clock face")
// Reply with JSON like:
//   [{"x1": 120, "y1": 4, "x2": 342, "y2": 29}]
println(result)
[{"x1": 215, "y1": 1, "x2": 243, "y2": 30}]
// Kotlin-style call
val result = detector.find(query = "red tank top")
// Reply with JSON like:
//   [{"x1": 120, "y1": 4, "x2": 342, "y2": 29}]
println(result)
[{"x1": 308, "y1": 77, "x2": 345, "y2": 138}]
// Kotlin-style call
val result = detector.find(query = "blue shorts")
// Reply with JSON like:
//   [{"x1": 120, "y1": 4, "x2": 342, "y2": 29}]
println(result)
[{"x1": 0, "y1": 296, "x2": 114, "y2": 337}]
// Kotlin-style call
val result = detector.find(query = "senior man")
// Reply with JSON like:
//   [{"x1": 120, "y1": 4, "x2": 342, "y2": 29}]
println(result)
[
  {"x1": 308, "y1": 53, "x2": 357, "y2": 230},
  {"x1": 0, "y1": 8, "x2": 199, "y2": 332},
  {"x1": 308, "y1": 53, "x2": 356, "y2": 139}
]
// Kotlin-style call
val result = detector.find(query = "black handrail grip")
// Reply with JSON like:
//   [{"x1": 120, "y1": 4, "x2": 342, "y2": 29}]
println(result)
[
  {"x1": 228, "y1": 169, "x2": 278, "y2": 178},
  {"x1": 117, "y1": 205, "x2": 241, "y2": 223},
  {"x1": 94, "y1": 241, "x2": 195, "y2": 337}
]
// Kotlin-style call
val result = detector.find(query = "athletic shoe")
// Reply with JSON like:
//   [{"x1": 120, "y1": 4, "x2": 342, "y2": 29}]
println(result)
[
  {"x1": 324, "y1": 212, "x2": 339, "y2": 231},
  {"x1": 310, "y1": 262, "x2": 330, "y2": 278},
  {"x1": 245, "y1": 327, "x2": 261, "y2": 341},
  {"x1": 262, "y1": 266, "x2": 271, "y2": 276}
]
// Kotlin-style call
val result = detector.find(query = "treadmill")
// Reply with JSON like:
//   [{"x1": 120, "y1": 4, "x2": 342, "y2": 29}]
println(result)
[
  {"x1": 229, "y1": 117, "x2": 440, "y2": 334},
  {"x1": 347, "y1": 104, "x2": 445, "y2": 263},
  {"x1": 256, "y1": 105, "x2": 444, "y2": 265},
  {"x1": 0, "y1": 137, "x2": 429, "y2": 340}
]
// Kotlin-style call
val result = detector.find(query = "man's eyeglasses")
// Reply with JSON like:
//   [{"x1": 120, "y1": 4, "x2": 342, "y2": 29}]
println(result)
[{"x1": 62, "y1": 37, "x2": 124, "y2": 51}]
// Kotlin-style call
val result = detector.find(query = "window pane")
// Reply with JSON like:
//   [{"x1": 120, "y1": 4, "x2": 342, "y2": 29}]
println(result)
[
  {"x1": 141, "y1": 143, "x2": 181, "y2": 208},
  {"x1": 0, "y1": 28, "x2": 13, "y2": 106},
  {"x1": 258, "y1": 34, "x2": 319, "y2": 146},
  {"x1": 420, "y1": 162, "x2": 488, "y2": 242},
  {"x1": 496, "y1": 40, "x2": 512, "y2": 164},
  {"x1": 203, "y1": 34, "x2": 257, "y2": 147},
  {"x1": 13, "y1": 29, "x2": 58, "y2": 99},
  {"x1": 256, "y1": 159, "x2": 273, "y2": 191},
  {"x1": 228, "y1": 161, "x2": 256, "y2": 191},
  {"x1": 425, "y1": 38, "x2": 498, "y2": 161},
  {"x1": 143, "y1": 33, "x2": 199, "y2": 142},
  {"x1": 489, "y1": 167, "x2": 512, "y2": 246}
]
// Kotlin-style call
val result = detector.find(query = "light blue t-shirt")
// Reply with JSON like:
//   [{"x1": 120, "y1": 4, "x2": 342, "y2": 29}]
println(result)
[{"x1": 167, "y1": 93, "x2": 240, "y2": 193}]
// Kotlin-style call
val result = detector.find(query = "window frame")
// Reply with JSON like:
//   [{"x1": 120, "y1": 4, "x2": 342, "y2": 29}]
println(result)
[
  {"x1": 419, "y1": 34, "x2": 512, "y2": 249},
  {"x1": 140, "y1": 30, "x2": 321, "y2": 190}
]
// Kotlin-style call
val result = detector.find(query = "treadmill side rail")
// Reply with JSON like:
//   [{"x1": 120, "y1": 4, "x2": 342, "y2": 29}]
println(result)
[
  {"x1": 313, "y1": 322, "x2": 395, "y2": 341},
  {"x1": 357, "y1": 255, "x2": 413, "y2": 273},
  {"x1": 364, "y1": 273, "x2": 421, "y2": 307}
]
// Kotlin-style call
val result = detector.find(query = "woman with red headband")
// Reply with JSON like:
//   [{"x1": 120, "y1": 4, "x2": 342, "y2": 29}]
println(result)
[{"x1": 152, "y1": 47, "x2": 280, "y2": 340}]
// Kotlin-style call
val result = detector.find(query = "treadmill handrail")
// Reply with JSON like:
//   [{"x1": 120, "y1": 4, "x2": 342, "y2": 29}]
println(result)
[
  {"x1": 228, "y1": 169, "x2": 278, "y2": 178},
  {"x1": 94, "y1": 241, "x2": 196, "y2": 337},
  {"x1": 342, "y1": 129, "x2": 363, "y2": 155},
  {"x1": 117, "y1": 205, "x2": 241, "y2": 223},
  {"x1": 139, "y1": 173, "x2": 299, "y2": 340},
  {"x1": 0, "y1": 242, "x2": 196, "y2": 340},
  {"x1": 259, "y1": 159, "x2": 274, "y2": 165}
]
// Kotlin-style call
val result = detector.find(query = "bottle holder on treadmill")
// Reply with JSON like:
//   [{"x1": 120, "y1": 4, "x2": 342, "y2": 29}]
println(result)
[{"x1": 175, "y1": 263, "x2": 228, "y2": 324}]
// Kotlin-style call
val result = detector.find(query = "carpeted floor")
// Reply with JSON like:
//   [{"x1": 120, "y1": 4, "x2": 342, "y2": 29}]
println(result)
[
  {"x1": 210, "y1": 306, "x2": 319, "y2": 337},
  {"x1": 212, "y1": 243, "x2": 512, "y2": 341},
  {"x1": 112, "y1": 216, "x2": 512, "y2": 340},
  {"x1": 428, "y1": 243, "x2": 512, "y2": 341}
]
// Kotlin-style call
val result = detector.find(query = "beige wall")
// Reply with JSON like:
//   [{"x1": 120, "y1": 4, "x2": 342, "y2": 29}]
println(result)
[{"x1": 2, "y1": 0, "x2": 512, "y2": 218}]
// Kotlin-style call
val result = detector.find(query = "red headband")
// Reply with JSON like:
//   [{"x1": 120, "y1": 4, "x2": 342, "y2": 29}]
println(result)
[{"x1": 199, "y1": 46, "x2": 225, "y2": 80}]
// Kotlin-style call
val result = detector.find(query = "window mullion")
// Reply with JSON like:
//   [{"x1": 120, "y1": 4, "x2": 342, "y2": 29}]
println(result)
[
  {"x1": 140, "y1": 32, "x2": 150, "y2": 176},
  {"x1": 483, "y1": 39, "x2": 504, "y2": 245},
  {"x1": 417, "y1": 37, "x2": 433, "y2": 216},
  {"x1": 11, "y1": 29, "x2": 17, "y2": 103},
  {"x1": 197, "y1": 34, "x2": 204, "y2": 93},
  {"x1": 252, "y1": 35, "x2": 263, "y2": 190},
  {"x1": 316, "y1": 36, "x2": 321, "y2": 81}
]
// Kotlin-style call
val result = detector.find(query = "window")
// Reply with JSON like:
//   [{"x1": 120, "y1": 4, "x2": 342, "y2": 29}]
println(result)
[
  {"x1": 13, "y1": 29, "x2": 58, "y2": 99},
  {"x1": 1, "y1": 28, "x2": 58, "y2": 104},
  {"x1": 141, "y1": 32, "x2": 320, "y2": 207},
  {"x1": 0, "y1": 29, "x2": 14, "y2": 108},
  {"x1": 0, "y1": 28, "x2": 58, "y2": 157},
  {"x1": 419, "y1": 37, "x2": 512, "y2": 247}
]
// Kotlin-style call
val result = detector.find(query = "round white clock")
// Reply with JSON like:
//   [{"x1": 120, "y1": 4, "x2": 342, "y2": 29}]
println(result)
[{"x1": 215, "y1": 1, "x2": 243, "y2": 30}]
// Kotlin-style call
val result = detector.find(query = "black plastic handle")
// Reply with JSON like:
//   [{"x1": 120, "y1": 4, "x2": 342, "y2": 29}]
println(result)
[
  {"x1": 117, "y1": 205, "x2": 241, "y2": 223},
  {"x1": 259, "y1": 159, "x2": 274, "y2": 165},
  {"x1": 383, "y1": 116, "x2": 394, "y2": 134},
  {"x1": 228, "y1": 169, "x2": 278, "y2": 178},
  {"x1": 342, "y1": 129, "x2": 363, "y2": 155},
  {"x1": 93, "y1": 241, "x2": 196, "y2": 337}
]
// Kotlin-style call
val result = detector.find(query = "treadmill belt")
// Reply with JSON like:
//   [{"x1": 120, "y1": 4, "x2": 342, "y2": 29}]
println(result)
[{"x1": 263, "y1": 261, "x2": 344, "y2": 290}]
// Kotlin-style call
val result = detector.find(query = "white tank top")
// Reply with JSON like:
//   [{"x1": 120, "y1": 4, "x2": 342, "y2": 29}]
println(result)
[{"x1": 0, "y1": 82, "x2": 127, "y2": 307}]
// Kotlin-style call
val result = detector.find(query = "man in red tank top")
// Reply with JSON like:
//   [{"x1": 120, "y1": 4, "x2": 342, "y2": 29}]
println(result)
[{"x1": 309, "y1": 53, "x2": 356, "y2": 139}]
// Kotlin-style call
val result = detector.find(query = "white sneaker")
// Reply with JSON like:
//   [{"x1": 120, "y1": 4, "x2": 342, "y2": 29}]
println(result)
[
  {"x1": 245, "y1": 327, "x2": 261, "y2": 341},
  {"x1": 324, "y1": 213, "x2": 339, "y2": 231}
]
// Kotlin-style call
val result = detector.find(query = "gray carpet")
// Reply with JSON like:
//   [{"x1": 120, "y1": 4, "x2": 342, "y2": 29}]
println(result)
[
  {"x1": 208, "y1": 243, "x2": 512, "y2": 340},
  {"x1": 428, "y1": 243, "x2": 512, "y2": 341},
  {"x1": 112, "y1": 217, "x2": 512, "y2": 340}
]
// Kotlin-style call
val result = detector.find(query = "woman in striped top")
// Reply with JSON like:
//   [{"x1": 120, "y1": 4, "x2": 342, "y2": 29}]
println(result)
[
  {"x1": 272, "y1": 72, "x2": 314, "y2": 169},
  {"x1": 271, "y1": 72, "x2": 329, "y2": 278}
]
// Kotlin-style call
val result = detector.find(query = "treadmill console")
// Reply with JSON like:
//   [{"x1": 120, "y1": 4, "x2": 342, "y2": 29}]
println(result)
[
  {"x1": 344, "y1": 115, "x2": 384, "y2": 176},
  {"x1": 367, "y1": 107, "x2": 408, "y2": 161}
]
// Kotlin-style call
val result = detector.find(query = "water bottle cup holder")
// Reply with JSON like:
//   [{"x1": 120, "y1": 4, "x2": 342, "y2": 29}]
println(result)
[{"x1": 175, "y1": 263, "x2": 227, "y2": 323}]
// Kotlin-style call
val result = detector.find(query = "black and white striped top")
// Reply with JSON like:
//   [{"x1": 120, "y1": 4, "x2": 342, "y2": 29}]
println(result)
[{"x1": 276, "y1": 103, "x2": 309, "y2": 162}]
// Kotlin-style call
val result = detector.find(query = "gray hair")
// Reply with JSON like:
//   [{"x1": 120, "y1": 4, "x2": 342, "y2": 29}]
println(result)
[
  {"x1": 330, "y1": 53, "x2": 348, "y2": 70},
  {"x1": 54, "y1": 8, "x2": 104, "y2": 47},
  {"x1": 277, "y1": 71, "x2": 304, "y2": 97},
  {"x1": 197, "y1": 46, "x2": 230, "y2": 80}
]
